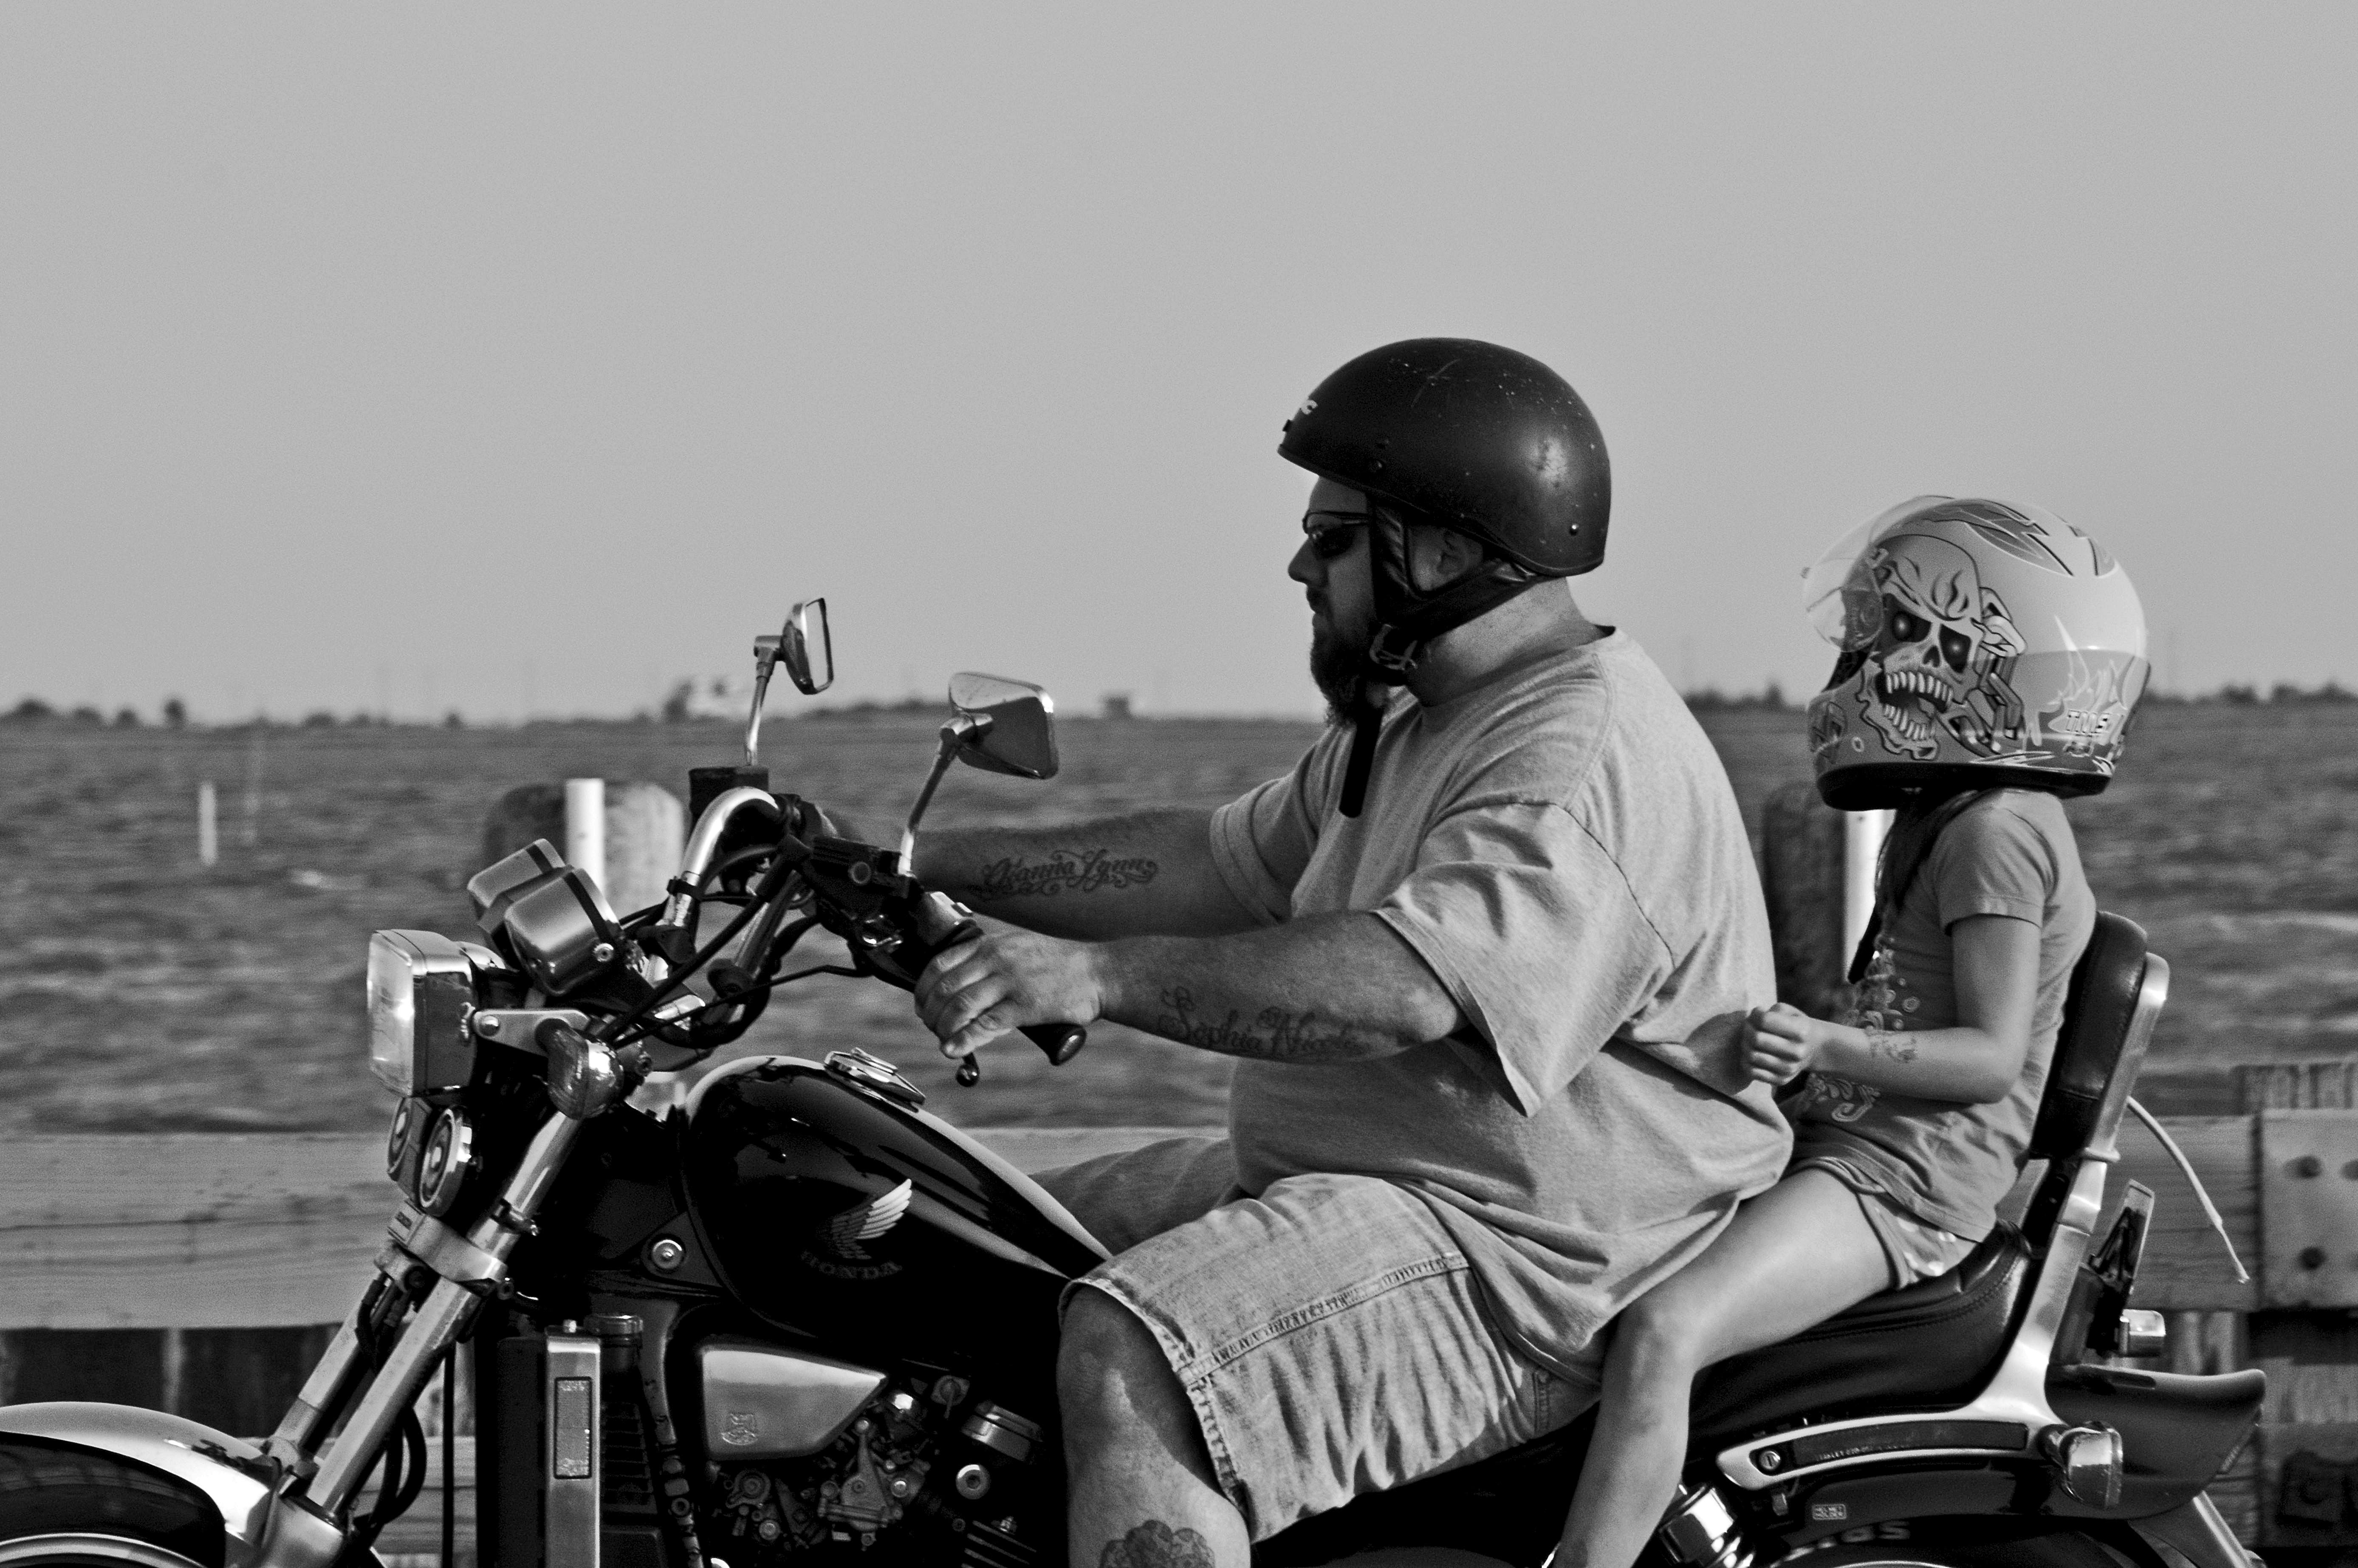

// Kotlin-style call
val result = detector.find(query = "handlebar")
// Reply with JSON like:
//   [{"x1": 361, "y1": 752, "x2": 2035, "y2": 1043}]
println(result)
[{"x1": 781, "y1": 847, "x2": 1090, "y2": 1086}]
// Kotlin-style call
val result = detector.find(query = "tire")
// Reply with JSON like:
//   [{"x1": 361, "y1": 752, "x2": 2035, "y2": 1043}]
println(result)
[{"x1": 0, "y1": 1447, "x2": 220, "y2": 1568}]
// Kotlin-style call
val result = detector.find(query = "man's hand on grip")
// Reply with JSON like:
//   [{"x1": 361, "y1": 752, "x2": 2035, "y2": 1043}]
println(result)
[{"x1": 914, "y1": 929, "x2": 1104, "y2": 1060}]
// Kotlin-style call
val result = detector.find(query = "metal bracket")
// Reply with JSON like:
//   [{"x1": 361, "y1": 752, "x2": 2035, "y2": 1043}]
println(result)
[
  {"x1": 387, "y1": 1201, "x2": 507, "y2": 1286},
  {"x1": 471, "y1": 1007, "x2": 589, "y2": 1055},
  {"x1": 2259, "y1": 1110, "x2": 2358, "y2": 1307},
  {"x1": 546, "y1": 1333, "x2": 603, "y2": 1568}
]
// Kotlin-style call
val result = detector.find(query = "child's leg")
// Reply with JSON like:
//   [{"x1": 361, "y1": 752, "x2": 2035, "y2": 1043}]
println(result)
[{"x1": 1555, "y1": 1170, "x2": 1893, "y2": 1568}]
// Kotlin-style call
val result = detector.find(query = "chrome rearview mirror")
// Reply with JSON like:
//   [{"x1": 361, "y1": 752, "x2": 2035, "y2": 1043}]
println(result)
[
  {"x1": 782, "y1": 598, "x2": 833, "y2": 696},
  {"x1": 744, "y1": 598, "x2": 833, "y2": 767},
  {"x1": 898, "y1": 672, "x2": 1059, "y2": 866},
  {"x1": 946, "y1": 672, "x2": 1058, "y2": 780}
]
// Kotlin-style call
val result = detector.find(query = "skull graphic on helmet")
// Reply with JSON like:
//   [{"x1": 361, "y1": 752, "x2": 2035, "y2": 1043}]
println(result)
[
  {"x1": 1855, "y1": 532, "x2": 2027, "y2": 760},
  {"x1": 1803, "y1": 494, "x2": 2150, "y2": 811}
]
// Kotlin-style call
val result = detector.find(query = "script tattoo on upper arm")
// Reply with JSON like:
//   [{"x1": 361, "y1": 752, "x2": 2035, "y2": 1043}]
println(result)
[
  {"x1": 1865, "y1": 1028, "x2": 1920, "y2": 1064},
  {"x1": 1099, "y1": 1520, "x2": 1214, "y2": 1568},
  {"x1": 974, "y1": 848, "x2": 1159, "y2": 903},
  {"x1": 1151, "y1": 986, "x2": 1381, "y2": 1063}
]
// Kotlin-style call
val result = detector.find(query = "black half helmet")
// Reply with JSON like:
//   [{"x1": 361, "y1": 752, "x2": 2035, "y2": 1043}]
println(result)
[{"x1": 1279, "y1": 337, "x2": 1610, "y2": 576}]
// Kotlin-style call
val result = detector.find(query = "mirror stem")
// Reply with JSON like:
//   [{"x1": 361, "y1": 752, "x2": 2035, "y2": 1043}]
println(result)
[
  {"x1": 899, "y1": 715, "x2": 989, "y2": 869},
  {"x1": 744, "y1": 670, "x2": 773, "y2": 768},
  {"x1": 746, "y1": 633, "x2": 784, "y2": 768}
]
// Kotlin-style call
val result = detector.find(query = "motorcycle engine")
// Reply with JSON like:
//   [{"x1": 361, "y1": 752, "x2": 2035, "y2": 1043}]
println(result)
[{"x1": 700, "y1": 1370, "x2": 1047, "y2": 1565}]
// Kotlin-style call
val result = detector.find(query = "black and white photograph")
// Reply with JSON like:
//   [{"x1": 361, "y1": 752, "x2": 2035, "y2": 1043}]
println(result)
[{"x1": 2, "y1": 8, "x2": 2354, "y2": 1568}]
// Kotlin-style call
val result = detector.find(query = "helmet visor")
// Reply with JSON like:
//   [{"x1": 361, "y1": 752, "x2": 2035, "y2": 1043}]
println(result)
[{"x1": 1799, "y1": 495, "x2": 1951, "y2": 648}]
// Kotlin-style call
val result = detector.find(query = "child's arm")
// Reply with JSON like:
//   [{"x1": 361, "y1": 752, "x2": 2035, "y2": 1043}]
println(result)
[{"x1": 1745, "y1": 914, "x2": 2040, "y2": 1105}]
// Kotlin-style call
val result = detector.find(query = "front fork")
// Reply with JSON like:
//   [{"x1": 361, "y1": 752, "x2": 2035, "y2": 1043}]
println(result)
[{"x1": 254, "y1": 1107, "x2": 588, "y2": 1560}]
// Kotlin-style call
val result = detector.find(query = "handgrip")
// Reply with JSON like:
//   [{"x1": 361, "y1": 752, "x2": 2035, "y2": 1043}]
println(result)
[
  {"x1": 954, "y1": 1020, "x2": 1090, "y2": 1086},
  {"x1": 1021, "y1": 1021, "x2": 1088, "y2": 1065}
]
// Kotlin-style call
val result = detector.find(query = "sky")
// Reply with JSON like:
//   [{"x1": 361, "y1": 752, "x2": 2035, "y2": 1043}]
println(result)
[{"x1": 3, "y1": 5, "x2": 2352, "y2": 722}]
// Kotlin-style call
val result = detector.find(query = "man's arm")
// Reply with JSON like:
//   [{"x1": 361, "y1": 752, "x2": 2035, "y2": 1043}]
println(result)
[
  {"x1": 913, "y1": 808, "x2": 1263, "y2": 940},
  {"x1": 911, "y1": 913, "x2": 1467, "y2": 1063}
]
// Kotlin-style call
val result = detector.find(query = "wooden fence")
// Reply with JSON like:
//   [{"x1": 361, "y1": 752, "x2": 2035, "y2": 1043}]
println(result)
[{"x1": 3, "y1": 1096, "x2": 2351, "y2": 1554}]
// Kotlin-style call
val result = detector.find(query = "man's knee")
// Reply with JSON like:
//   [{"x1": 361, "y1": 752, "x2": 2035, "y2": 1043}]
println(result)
[{"x1": 1058, "y1": 1287, "x2": 1192, "y2": 1449}]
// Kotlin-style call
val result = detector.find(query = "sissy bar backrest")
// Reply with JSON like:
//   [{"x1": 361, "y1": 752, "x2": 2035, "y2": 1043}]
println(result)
[{"x1": 2020, "y1": 912, "x2": 2166, "y2": 1252}]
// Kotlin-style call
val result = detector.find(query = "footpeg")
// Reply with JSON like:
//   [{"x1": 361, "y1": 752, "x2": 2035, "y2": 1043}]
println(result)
[
  {"x1": 1657, "y1": 1483, "x2": 1752, "y2": 1568},
  {"x1": 2041, "y1": 1422, "x2": 2124, "y2": 1508}
]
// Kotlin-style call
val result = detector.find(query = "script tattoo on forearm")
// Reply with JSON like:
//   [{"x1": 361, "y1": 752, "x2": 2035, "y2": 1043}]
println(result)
[
  {"x1": 974, "y1": 848, "x2": 1159, "y2": 902},
  {"x1": 1152, "y1": 986, "x2": 1376, "y2": 1063},
  {"x1": 1099, "y1": 1520, "x2": 1214, "y2": 1568},
  {"x1": 1865, "y1": 1028, "x2": 1920, "y2": 1064}
]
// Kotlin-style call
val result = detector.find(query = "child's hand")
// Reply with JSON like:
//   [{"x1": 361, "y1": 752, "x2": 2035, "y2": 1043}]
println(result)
[{"x1": 1745, "y1": 1003, "x2": 1828, "y2": 1085}]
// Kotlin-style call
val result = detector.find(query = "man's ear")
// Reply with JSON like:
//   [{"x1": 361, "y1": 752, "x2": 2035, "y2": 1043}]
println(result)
[{"x1": 1409, "y1": 525, "x2": 1488, "y2": 592}]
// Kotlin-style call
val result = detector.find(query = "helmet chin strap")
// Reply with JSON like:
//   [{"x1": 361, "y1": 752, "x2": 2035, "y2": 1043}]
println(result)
[{"x1": 1336, "y1": 507, "x2": 1543, "y2": 818}]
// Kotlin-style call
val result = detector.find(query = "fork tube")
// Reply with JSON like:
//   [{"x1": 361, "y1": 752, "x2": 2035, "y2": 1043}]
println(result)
[
  {"x1": 307, "y1": 1110, "x2": 587, "y2": 1514},
  {"x1": 491, "y1": 1110, "x2": 585, "y2": 1234},
  {"x1": 309, "y1": 1276, "x2": 480, "y2": 1514},
  {"x1": 263, "y1": 1317, "x2": 372, "y2": 1472}
]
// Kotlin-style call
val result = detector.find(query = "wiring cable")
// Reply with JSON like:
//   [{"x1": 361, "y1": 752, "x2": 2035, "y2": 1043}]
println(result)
[{"x1": 2126, "y1": 1096, "x2": 2251, "y2": 1284}]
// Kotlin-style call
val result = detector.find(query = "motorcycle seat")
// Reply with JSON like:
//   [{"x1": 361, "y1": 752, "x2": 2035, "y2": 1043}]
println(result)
[
  {"x1": 1260, "y1": 1225, "x2": 2034, "y2": 1566},
  {"x1": 1686, "y1": 1220, "x2": 2031, "y2": 1451}
]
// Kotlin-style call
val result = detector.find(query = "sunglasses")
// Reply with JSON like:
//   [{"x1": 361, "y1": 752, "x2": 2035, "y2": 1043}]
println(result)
[{"x1": 1301, "y1": 509, "x2": 1372, "y2": 561}]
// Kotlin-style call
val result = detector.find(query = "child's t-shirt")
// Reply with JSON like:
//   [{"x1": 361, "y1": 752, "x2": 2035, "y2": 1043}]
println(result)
[{"x1": 1785, "y1": 789, "x2": 2095, "y2": 1238}]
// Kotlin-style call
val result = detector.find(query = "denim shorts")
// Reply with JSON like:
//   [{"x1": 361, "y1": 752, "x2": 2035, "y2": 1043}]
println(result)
[
  {"x1": 1034, "y1": 1136, "x2": 1601, "y2": 1542},
  {"x1": 1790, "y1": 1155, "x2": 1982, "y2": 1288}
]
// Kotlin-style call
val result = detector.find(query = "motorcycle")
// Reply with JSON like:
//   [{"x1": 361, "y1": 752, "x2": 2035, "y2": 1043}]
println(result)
[{"x1": 0, "y1": 600, "x2": 2266, "y2": 1568}]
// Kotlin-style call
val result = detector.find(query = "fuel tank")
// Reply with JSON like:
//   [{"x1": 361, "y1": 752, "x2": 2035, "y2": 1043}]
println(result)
[{"x1": 681, "y1": 1055, "x2": 1108, "y2": 1368}]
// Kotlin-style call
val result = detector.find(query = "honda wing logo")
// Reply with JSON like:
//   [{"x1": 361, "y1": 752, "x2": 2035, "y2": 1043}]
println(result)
[{"x1": 802, "y1": 1180, "x2": 913, "y2": 1280}]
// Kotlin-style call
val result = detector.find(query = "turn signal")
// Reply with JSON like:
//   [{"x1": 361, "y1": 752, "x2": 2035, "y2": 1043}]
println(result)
[
  {"x1": 543, "y1": 1020, "x2": 627, "y2": 1119},
  {"x1": 2042, "y1": 1422, "x2": 2124, "y2": 1508}
]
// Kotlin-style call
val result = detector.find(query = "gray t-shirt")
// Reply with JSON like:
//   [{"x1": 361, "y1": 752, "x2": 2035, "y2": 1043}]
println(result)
[
  {"x1": 1206, "y1": 630, "x2": 1789, "y2": 1378},
  {"x1": 1787, "y1": 789, "x2": 2095, "y2": 1238}
]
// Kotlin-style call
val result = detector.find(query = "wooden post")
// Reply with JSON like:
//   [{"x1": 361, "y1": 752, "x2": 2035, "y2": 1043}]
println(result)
[
  {"x1": 1760, "y1": 781, "x2": 1847, "y2": 1018},
  {"x1": 196, "y1": 781, "x2": 217, "y2": 867},
  {"x1": 2234, "y1": 1062, "x2": 2358, "y2": 1550},
  {"x1": 1840, "y1": 807, "x2": 1893, "y2": 964},
  {"x1": 480, "y1": 781, "x2": 685, "y2": 914},
  {"x1": 563, "y1": 778, "x2": 607, "y2": 892},
  {"x1": 240, "y1": 728, "x2": 264, "y2": 848}
]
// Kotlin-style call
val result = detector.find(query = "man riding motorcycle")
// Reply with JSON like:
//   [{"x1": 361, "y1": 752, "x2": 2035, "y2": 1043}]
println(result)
[{"x1": 881, "y1": 339, "x2": 1793, "y2": 1565}]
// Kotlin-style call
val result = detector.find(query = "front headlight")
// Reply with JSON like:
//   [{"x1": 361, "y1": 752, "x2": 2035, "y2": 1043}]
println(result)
[{"x1": 367, "y1": 930, "x2": 480, "y2": 1098}]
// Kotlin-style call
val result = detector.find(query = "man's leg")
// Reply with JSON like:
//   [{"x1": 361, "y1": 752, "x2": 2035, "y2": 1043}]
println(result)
[
  {"x1": 1053, "y1": 1172, "x2": 1581, "y2": 1564},
  {"x1": 1059, "y1": 1288, "x2": 1250, "y2": 1568}
]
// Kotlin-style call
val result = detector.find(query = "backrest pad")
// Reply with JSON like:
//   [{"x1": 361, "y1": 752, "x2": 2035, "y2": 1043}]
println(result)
[{"x1": 2028, "y1": 910, "x2": 2149, "y2": 1161}]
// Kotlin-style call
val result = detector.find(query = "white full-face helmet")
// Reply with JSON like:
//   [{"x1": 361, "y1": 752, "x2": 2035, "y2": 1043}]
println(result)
[{"x1": 1802, "y1": 496, "x2": 2149, "y2": 811}]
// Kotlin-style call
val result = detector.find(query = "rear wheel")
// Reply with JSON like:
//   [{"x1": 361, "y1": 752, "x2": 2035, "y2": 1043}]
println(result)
[
  {"x1": 0, "y1": 1448, "x2": 219, "y2": 1568},
  {"x1": 1774, "y1": 1524, "x2": 2138, "y2": 1568}
]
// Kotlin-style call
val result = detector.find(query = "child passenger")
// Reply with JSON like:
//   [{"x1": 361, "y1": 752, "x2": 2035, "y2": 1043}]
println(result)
[{"x1": 1557, "y1": 497, "x2": 2153, "y2": 1568}]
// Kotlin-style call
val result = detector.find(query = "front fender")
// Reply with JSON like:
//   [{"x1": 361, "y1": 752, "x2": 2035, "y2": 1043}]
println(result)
[{"x1": 0, "y1": 1403, "x2": 343, "y2": 1568}]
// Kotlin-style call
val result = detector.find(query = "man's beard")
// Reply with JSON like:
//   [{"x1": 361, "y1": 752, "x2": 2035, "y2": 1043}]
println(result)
[{"x1": 1308, "y1": 618, "x2": 1366, "y2": 725}]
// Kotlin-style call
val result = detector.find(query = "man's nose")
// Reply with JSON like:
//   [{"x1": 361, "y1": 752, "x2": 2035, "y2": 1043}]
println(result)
[{"x1": 1288, "y1": 537, "x2": 1320, "y2": 587}]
